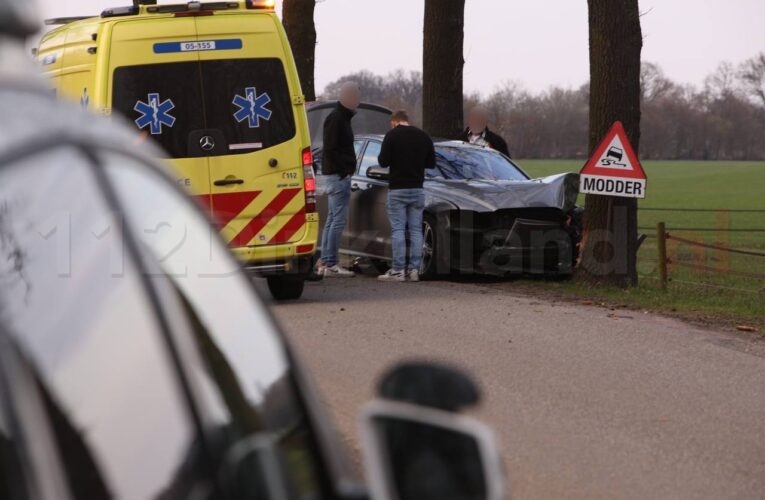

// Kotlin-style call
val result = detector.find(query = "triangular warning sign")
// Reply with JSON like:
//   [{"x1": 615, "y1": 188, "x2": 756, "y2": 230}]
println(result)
[
  {"x1": 594, "y1": 134, "x2": 634, "y2": 171},
  {"x1": 581, "y1": 121, "x2": 645, "y2": 179},
  {"x1": 580, "y1": 121, "x2": 647, "y2": 198}
]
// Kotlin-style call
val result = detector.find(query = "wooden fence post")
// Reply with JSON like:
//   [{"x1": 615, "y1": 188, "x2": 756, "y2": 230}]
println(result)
[{"x1": 657, "y1": 222, "x2": 667, "y2": 290}]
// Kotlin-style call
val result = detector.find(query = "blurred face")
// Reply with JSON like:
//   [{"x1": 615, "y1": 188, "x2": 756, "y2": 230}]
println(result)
[
  {"x1": 1, "y1": 0, "x2": 40, "y2": 36},
  {"x1": 468, "y1": 109, "x2": 488, "y2": 133},
  {"x1": 340, "y1": 85, "x2": 361, "y2": 111}
]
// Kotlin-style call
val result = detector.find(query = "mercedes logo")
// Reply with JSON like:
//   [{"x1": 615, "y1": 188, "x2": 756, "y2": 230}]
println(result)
[{"x1": 199, "y1": 135, "x2": 215, "y2": 151}]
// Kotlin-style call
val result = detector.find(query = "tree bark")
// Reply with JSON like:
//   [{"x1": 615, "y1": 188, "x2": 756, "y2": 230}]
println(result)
[
  {"x1": 577, "y1": 0, "x2": 643, "y2": 287},
  {"x1": 423, "y1": 0, "x2": 465, "y2": 138},
  {"x1": 282, "y1": 0, "x2": 317, "y2": 101}
]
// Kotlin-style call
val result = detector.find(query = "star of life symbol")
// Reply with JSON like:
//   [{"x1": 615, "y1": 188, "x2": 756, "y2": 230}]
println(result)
[
  {"x1": 233, "y1": 87, "x2": 272, "y2": 128},
  {"x1": 134, "y1": 93, "x2": 176, "y2": 135}
]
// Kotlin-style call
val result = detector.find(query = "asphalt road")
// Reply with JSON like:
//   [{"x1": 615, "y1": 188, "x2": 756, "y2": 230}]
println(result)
[{"x1": 255, "y1": 275, "x2": 765, "y2": 500}]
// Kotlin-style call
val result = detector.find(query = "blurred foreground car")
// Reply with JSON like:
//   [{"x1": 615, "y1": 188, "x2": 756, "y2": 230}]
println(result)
[
  {"x1": 0, "y1": 53, "x2": 505, "y2": 500},
  {"x1": 309, "y1": 102, "x2": 581, "y2": 278}
]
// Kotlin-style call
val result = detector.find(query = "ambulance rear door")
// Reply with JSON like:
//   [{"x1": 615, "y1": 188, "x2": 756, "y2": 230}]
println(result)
[
  {"x1": 195, "y1": 14, "x2": 308, "y2": 251},
  {"x1": 108, "y1": 17, "x2": 213, "y2": 216}
]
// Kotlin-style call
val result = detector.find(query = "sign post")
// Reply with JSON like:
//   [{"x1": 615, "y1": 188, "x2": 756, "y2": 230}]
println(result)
[{"x1": 579, "y1": 121, "x2": 647, "y2": 198}]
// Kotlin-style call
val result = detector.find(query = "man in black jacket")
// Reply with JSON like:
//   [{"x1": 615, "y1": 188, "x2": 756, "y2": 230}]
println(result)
[
  {"x1": 319, "y1": 82, "x2": 361, "y2": 277},
  {"x1": 377, "y1": 110, "x2": 435, "y2": 282},
  {"x1": 459, "y1": 106, "x2": 510, "y2": 157}
]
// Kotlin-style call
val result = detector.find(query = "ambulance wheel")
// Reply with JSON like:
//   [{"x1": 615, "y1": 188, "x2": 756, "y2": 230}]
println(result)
[{"x1": 267, "y1": 276, "x2": 305, "y2": 301}]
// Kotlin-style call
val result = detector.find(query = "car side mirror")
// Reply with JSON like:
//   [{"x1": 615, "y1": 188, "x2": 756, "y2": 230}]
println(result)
[
  {"x1": 366, "y1": 166, "x2": 389, "y2": 180},
  {"x1": 359, "y1": 399, "x2": 506, "y2": 500},
  {"x1": 219, "y1": 434, "x2": 296, "y2": 500}
]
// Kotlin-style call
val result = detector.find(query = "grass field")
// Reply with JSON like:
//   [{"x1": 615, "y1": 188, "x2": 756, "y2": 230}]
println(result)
[{"x1": 515, "y1": 160, "x2": 765, "y2": 332}]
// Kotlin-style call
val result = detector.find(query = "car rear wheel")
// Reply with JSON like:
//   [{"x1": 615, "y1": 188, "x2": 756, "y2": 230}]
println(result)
[
  {"x1": 267, "y1": 276, "x2": 305, "y2": 301},
  {"x1": 420, "y1": 214, "x2": 438, "y2": 280}
]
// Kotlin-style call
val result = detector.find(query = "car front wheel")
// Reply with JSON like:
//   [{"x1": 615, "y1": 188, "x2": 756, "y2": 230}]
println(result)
[{"x1": 420, "y1": 215, "x2": 439, "y2": 279}]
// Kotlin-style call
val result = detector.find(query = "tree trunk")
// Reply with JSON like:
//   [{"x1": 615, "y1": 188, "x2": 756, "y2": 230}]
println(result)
[
  {"x1": 422, "y1": 0, "x2": 465, "y2": 138},
  {"x1": 282, "y1": 0, "x2": 317, "y2": 101},
  {"x1": 577, "y1": 0, "x2": 643, "y2": 287}
]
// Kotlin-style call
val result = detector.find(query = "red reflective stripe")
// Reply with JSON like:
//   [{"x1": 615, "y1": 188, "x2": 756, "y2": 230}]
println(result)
[
  {"x1": 193, "y1": 194, "x2": 212, "y2": 212},
  {"x1": 210, "y1": 191, "x2": 261, "y2": 229},
  {"x1": 269, "y1": 208, "x2": 306, "y2": 244},
  {"x1": 229, "y1": 188, "x2": 301, "y2": 247}
]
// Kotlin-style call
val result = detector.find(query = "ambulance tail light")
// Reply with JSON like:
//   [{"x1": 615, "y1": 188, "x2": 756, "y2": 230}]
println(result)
[
  {"x1": 302, "y1": 147, "x2": 317, "y2": 213},
  {"x1": 245, "y1": 0, "x2": 275, "y2": 10}
]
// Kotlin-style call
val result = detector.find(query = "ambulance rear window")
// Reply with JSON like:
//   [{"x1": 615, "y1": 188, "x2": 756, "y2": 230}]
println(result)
[
  {"x1": 112, "y1": 58, "x2": 296, "y2": 158},
  {"x1": 201, "y1": 58, "x2": 296, "y2": 154},
  {"x1": 113, "y1": 61, "x2": 204, "y2": 158}
]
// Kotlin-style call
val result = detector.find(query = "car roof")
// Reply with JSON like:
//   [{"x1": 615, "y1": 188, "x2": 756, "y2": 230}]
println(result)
[
  {"x1": 306, "y1": 101, "x2": 393, "y2": 114},
  {"x1": 355, "y1": 135, "x2": 498, "y2": 152}
]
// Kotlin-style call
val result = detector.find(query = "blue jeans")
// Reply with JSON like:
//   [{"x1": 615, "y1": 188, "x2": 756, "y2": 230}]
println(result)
[
  {"x1": 320, "y1": 174, "x2": 351, "y2": 267},
  {"x1": 387, "y1": 188, "x2": 425, "y2": 272}
]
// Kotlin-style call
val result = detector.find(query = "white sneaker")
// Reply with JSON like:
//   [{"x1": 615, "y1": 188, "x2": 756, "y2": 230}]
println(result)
[
  {"x1": 378, "y1": 269, "x2": 406, "y2": 282},
  {"x1": 407, "y1": 269, "x2": 420, "y2": 282},
  {"x1": 323, "y1": 264, "x2": 355, "y2": 277},
  {"x1": 308, "y1": 262, "x2": 326, "y2": 281}
]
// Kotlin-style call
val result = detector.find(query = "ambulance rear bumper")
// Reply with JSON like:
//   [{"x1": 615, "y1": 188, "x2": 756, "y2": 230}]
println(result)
[
  {"x1": 230, "y1": 220, "x2": 319, "y2": 277},
  {"x1": 242, "y1": 255, "x2": 314, "y2": 278}
]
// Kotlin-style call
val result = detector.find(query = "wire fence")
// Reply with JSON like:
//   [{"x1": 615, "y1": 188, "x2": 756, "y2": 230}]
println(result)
[
  {"x1": 640, "y1": 207, "x2": 765, "y2": 213},
  {"x1": 649, "y1": 206, "x2": 765, "y2": 292},
  {"x1": 666, "y1": 234, "x2": 765, "y2": 258},
  {"x1": 639, "y1": 207, "x2": 765, "y2": 233}
]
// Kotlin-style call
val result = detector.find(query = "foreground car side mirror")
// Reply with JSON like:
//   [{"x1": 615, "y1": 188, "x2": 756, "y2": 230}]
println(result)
[
  {"x1": 360, "y1": 361, "x2": 505, "y2": 500},
  {"x1": 377, "y1": 361, "x2": 480, "y2": 411},
  {"x1": 359, "y1": 399, "x2": 506, "y2": 500},
  {"x1": 366, "y1": 166, "x2": 389, "y2": 180},
  {"x1": 219, "y1": 434, "x2": 296, "y2": 500}
]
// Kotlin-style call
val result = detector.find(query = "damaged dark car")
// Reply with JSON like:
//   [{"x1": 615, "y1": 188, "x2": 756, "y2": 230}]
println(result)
[{"x1": 308, "y1": 102, "x2": 582, "y2": 278}]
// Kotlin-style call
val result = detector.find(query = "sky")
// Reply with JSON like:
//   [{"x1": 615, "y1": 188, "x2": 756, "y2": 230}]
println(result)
[{"x1": 37, "y1": 0, "x2": 765, "y2": 96}]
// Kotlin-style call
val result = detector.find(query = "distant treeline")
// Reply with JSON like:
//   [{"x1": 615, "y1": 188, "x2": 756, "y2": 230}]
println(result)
[{"x1": 322, "y1": 54, "x2": 765, "y2": 161}]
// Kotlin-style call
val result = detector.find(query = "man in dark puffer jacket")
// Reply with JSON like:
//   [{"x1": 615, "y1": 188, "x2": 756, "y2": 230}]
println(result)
[{"x1": 318, "y1": 82, "x2": 361, "y2": 277}]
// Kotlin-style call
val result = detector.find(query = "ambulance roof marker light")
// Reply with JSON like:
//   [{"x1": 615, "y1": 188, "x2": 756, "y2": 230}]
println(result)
[
  {"x1": 245, "y1": 0, "x2": 275, "y2": 10},
  {"x1": 93, "y1": 0, "x2": 148, "y2": 18},
  {"x1": 102, "y1": 8, "x2": 138, "y2": 18}
]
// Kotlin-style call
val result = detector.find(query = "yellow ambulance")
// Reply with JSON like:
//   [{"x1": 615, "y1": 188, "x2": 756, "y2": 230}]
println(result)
[{"x1": 36, "y1": 0, "x2": 318, "y2": 300}]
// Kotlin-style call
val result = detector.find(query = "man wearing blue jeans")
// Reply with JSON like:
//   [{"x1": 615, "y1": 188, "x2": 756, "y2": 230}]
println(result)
[
  {"x1": 377, "y1": 110, "x2": 436, "y2": 282},
  {"x1": 318, "y1": 82, "x2": 361, "y2": 277},
  {"x1": 320, "y1": 174, "x2": 352, "y2": 273}
]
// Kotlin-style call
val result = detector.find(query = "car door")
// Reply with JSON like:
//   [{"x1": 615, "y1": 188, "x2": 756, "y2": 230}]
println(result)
[
  {"x1": 0, "y1": 149, "x2": 211, "y2": 499},
  {"x1": 350, "y1": 139, "x2": 391, "y2": 259},
  {"x1": 102, "y1": 152, "x2": 342, "y2": 499},
  {"x1": 315, "y1": 139, "x2": 363, "y2": 261},
  {"x1": 0, "y1": 341, "x2": 72, "y2": 500}
]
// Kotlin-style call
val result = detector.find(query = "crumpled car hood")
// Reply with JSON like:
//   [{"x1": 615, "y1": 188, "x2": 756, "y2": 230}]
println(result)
[{"x1": 425, "y1": 173, "x2": 580, "y2": 213}]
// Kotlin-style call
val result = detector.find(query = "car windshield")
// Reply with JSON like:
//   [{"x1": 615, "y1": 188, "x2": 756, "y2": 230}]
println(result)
[{"x1": 428, "y1": 146, "x2": 529, "y2": 181}]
